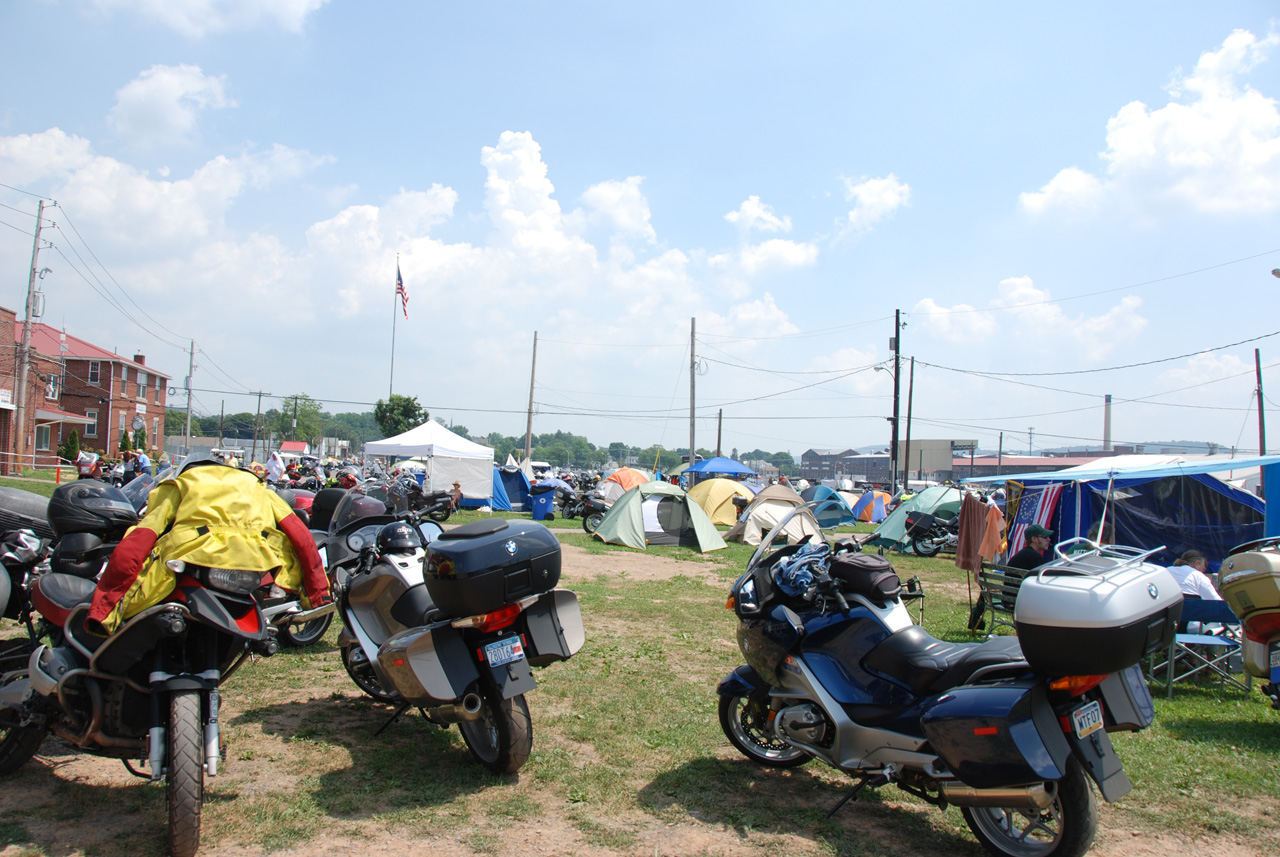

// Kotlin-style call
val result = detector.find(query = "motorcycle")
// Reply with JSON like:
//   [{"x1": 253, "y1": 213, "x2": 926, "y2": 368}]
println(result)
[
  {"x1": 1219, "y1": 537, "x2": 1280, "y2": 710},
  {"x1": 579, "y1": 491, "x2": 611, "y2": 534},
  {"x1": 717, "y1": 503, "x2": 1177, "y2": 857},
  {"x1": 0, "y1": 482, "x2": 280, "y2": 857},
  {"x1": 336, "y1": 514, "x2": 583, "y2": 773},
  {"x1": 418, "y1": 489, "x2": 456, "y2": 522},
  {"x1": 905, "y1": 509, "x2": 960, "y2": 557}
]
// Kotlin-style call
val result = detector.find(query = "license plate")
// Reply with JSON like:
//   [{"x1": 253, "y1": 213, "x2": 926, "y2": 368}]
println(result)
[
  {"x1": 1269, "y1": 645, "x2": 1280, "y2": 670},
  {"x1": 1072, "y1": 700, "x2": 1103, "y2": 739},
  {"x1": 484, "y1": 637, "x2": 525, "y2": 667}
]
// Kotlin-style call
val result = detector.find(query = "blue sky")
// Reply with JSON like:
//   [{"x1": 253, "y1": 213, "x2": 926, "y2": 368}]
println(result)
[{"x1": 2, "y1": 1, "x2": 1279, "y2": 458}]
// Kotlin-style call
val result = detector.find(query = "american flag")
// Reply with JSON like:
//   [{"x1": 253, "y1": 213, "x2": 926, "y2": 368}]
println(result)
[
  {"x1": 396, "y1": 264, "x2": 408, "y2": 319},
  {"x1": 1006, "y1": 484, "x2": 1062, "y2": 556}
]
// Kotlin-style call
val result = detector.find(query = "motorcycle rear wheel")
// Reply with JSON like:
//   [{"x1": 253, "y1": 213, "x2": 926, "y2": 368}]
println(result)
[
  {"x1": 279, "y1": 613, "x2": 333, "y2": 648},
  {"x1": 341, "y1": 643, "x2": 396, "y2": 703},
  {"x1": 458, "y1": 692, "x2": 532, "y2": 774},
  {"x1": 0, "y1": 640, "x2": 45, "y2": 775},
  {"x1": 911, "y1": 534, "x2": 943, "y2": 557},
  {"x1": 961, "y1": 759, "x2": 1097, "y2": 857},
  {"x1": 718, "y1": 693, "x2": 811, "y2": 768},
  {"x1": 427, "y1": 505, "x2": 451, "y2": 522},
  {"x1": 167, "y1": 690, "x2": 204, "y2": 857},
  {"x1": 583, "y1": 512, "x2": 604, "y2": 534}
]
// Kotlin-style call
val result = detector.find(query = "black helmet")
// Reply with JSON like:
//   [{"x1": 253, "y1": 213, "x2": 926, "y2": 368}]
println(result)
[{"x1": 376, "y1": 521, "x2": 419, "y2": 555}]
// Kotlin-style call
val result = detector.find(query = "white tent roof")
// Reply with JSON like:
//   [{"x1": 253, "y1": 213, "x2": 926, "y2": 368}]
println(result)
[{"x1": 365, "y1": 421, "x2": 494, "y2": 460}]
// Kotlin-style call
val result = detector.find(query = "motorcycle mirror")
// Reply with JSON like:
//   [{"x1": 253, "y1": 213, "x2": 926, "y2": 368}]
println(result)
[{"x1": 779, "y1": 605, "x2": 805, "y2": 635}]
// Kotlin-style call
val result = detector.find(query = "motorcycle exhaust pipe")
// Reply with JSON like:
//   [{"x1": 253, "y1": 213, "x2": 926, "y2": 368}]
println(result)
[
  {"x1": 937, "y1": 781, "x2": 1054, "y2": 809},
  {"x1": 286, "y1": 601, "x2": 337, "y2": 624},
  {"x1": 425, "y1": 692, "x2": 484, "y2": 724}
]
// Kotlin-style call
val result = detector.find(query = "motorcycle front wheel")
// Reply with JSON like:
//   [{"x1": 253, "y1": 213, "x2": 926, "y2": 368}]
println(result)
[
  {"x1": 583, "y1": 512, "x2": 604, "y2": 534},
  {"x1": 961, "y1": 759, "x2": 1097, "y2": 857},
  {"x1": 341, "y1": 643, "x2": 396, "y2": 702},
  {"x1": 279, "y1": 613, "x2": 333, "y2": 648},
  {"x1": 167, "y1": 690, "x2": 204, "y2": 857},
  {"x1": 911, "y1": 534, "x2": 943, "y2": 557},
  {"x1": 458, "y1": 692, "x2": 532, "y2": 774},
  {"x1": 718, "y1": 693, "x2": 811, "y2": 768}
]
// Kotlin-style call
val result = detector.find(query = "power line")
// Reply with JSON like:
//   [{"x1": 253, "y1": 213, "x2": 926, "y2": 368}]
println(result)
[
  {"x1": 0, "y1": 218, "x2": 34, "y2": 237},
  {"x1": 0, "y1": 201, "x2": 38, "y2": 218},
  {"x1": 0, "y1": 181, "x2": 45, "y2": 198}
]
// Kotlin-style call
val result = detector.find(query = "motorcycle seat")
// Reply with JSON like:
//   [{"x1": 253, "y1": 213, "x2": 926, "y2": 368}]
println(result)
[
  {"x1": 31, "y1": 573, "x2": 98, "y2": 629},
  {"x1": 862, "y1": 625, "x2": 1025, "y2": 695}
]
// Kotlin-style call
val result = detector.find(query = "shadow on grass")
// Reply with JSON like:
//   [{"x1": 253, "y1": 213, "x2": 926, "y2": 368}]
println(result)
[
  {"x1": 237, "y1": 694, "x2": 518, "y2": 820},
  {"x1": 638, "y1": 756, "x2": 981, "y2": 856},
  {"x1": 1161, "y1": 714, "x2": 1280, "y2": 754}
]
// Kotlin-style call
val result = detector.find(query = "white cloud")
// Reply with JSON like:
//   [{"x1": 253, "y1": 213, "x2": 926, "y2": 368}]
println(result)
[
  {"x1": 725, "y1": 196, "x2": 791, "y2": 233},
  {"x1": 89, "y1": 0, "x2": 330, "y2": 38},
  {"x1": 912, "y1": 297, "x2": 998, "y2": 343},
  {"x1": 842, "y1": 174, "x2": 910, "y2": 233},
  {"x1": 109, "y1": 64, "x2": 234, "y2": 148},
  {"x1": 580, "y1": 176, "x2": 655, "y2": 242},
  {"x1": 739, "y1": 239, "x2": 819, "y2": 274},
  {"x1": 1021, "y1": 29, "x2": 1280, "y2": 216}
]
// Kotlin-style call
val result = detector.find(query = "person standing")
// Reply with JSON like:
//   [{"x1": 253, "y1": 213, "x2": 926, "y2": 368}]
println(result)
[{"x1": 134, "y1": 449, "x2": 151, "y2": 480}]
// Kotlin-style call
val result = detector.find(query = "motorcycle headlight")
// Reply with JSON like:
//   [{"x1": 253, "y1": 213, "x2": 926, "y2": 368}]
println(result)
[{"x1": 202, "y1": 567, "x2": 264, "y2": 594}]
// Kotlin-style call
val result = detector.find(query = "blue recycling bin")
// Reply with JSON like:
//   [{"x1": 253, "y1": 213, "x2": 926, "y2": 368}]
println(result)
[
  {"x1": 529, "y1": 485, "x2": 556, "y2": 521},
  {"x1": 413, "y1": 472, "x2": 425, "y2": 487}
]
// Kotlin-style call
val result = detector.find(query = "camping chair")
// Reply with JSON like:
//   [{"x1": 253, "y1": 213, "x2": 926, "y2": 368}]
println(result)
[{"x1": 1149, "y1": 599, "x2": 1250, "y2": 698}]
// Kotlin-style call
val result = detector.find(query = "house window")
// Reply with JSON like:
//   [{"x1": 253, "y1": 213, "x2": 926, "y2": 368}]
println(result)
[
  {"x1": 155, "y1": 375, "x2": 162, "y2": 403},
  {"x1": 88, "y1": 361, "x2": 100, "y2": 385},
  {"x1": 45, "y1": 374, "x2": 60, "y2": 400},
  {"x1": 152, "y1": 418, "x2": 159, "y2": 444},
  {"x1": 122, "y1": 365, "x2": 128, "y2": 382},
  {"x1": 119, "y1": 412, "x2": 126, "y2": 439},
  {"x1": 35, "y1": 425, "x2": 50, "y2": 451},
  {"x1": 85, "y1": 409, "x2": 98, "y2": 438},
  {"x1": 137, "y1": 371, "x2": 147, "y2": 399}
]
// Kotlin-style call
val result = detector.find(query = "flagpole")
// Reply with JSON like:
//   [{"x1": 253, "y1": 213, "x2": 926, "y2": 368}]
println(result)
[{"x1": 390, "y1": 254, "x2": 398, "y2": 398}]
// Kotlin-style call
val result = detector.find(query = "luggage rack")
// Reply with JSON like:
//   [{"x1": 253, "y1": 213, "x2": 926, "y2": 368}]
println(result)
[{"x1": 1040, "y1": 538, "x2": 1166, "y2": 581}]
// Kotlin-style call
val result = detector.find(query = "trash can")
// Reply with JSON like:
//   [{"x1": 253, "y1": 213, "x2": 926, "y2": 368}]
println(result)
[
  {"x1": 529, "y1": 484, "x2": 556, "y2": 521},
  {"x1": 413, "y1": 472, "x2": 425, "y2": 487}
]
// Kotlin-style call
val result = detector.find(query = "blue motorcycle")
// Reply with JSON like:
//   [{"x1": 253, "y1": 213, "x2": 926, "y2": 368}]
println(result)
[{"x1": 718, "y1": 503, "x2": 1174, "y2": 857}]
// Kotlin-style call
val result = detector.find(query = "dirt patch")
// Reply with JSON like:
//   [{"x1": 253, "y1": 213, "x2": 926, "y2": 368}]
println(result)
[{"x1": 558, "y1": 543, "x2": 730, "y2": 586}]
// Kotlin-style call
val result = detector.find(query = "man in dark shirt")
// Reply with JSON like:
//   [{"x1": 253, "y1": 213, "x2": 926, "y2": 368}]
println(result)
[{"x1": 1008, "y1": 524, "x2": 1053, "y2": 570}]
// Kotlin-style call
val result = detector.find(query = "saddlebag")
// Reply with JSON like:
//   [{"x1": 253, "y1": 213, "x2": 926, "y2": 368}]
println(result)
[
  {"x1": 425, "y1": 519, "x2": 561, "y2": 617},
  {"x1": 1015, "y1": 553, "x2": 1182, "y2": 676},
  {"x1": 515, "y1": 589, "x2": 585, "y2": 666},
  {"x1": 830, "y1": 554, "x2": 901, "y2": 604},
  {"x1": 377, "y1": 622, "x2": 481, "y2": 704},
  {"x1": 920, "y1": 681, "x2": 1069, "y2": 789}
]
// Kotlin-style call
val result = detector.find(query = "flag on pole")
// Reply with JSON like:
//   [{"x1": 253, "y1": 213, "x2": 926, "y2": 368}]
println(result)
[
  {"x1": 1006, "y1": 484, "x2": 1062, "y2": 556},
  {"x1": 396, "y1": 265, "x2": 408, "y2": 318}
]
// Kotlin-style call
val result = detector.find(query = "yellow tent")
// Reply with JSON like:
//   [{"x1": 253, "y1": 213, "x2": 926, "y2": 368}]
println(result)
[{"x1": 687, "y1": 478, "x2": 755, "y2": 526}]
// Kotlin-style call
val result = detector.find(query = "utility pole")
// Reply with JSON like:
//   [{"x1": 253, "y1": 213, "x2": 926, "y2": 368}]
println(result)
[
  {"x1": 292, "y1": 395, "x2": 299, "y2": 441},
  {"x1": 14, "y1": 199, "x2": 46, "y2": 472},
  {"x1": 1257, "y1": 348, "x2": 1267, "y2": 496},
  {"x1": 998, "y1": 431, "x2": 1004, "y2": 476},
  {"x1": 251, "y1": 391, "x2": 263, "y2": 463},
  {"x1": 1028, "y1": 427, "x2": 1034, "y2": 456},
  {"x1": 184, "y1": 340, "x2": 194, "y2": 455},
  {"x1": 689, "y1": 317, "x2": 696, "y2": 471},
  {"x1": 716, "y1": 409, "x2": 723, "y2": 458},
  {"x1": 890, "y1": 310, "x2": 901, "y2": 489},
  {"x1": 524, "y1": 332, "x2": 537, "y2": 462},
  {"x1": 903, "y1": 356, "x2": 915, "y2": 487},
  {"x1": 218, "y1": 401, "x2": 224, "y2": 443}
]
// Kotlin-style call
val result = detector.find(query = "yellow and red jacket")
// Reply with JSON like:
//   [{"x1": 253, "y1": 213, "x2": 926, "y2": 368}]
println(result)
[{"x1": 88, "y1": 464, "x2": 330, "y2": 633}]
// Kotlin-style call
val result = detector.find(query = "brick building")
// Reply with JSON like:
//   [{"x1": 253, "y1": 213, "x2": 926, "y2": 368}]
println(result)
[{"x1": 3, "y1": 307, "x2": 170, "y2": 469}]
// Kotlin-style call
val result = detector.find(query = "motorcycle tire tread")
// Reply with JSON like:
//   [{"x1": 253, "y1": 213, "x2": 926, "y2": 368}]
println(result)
[
  {"x1": 961, "y1": 758, "x2": 1097, "y2": 857},
  {"x1": 167, "y1": 690, "x2": 204, "y2": 857},
  {"x1": 279, "y1": 613, "x2": 334, "y2": 648},
  {"x1": 460, "y1": 692, "x2": 532, "y2": 774}
]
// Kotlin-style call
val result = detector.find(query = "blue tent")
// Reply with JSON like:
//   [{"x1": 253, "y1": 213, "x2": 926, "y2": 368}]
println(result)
[
  {"x1": 799, "y1": 484, "x2": 858, "y2": 525},
  {"x1": 462, "y1": 467, "x2": 512, "y2": 511},
  {"x1": 499, "y1": 468, "x2": 532, "y2": 511},
  {"x1": 685, "y1": 457, "x2": 757, "y2": 478}
]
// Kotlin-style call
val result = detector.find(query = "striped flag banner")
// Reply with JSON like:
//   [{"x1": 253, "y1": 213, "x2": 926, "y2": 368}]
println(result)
[
  {"x1": 396, "y1": 264, "x2": 408, "y2": 318},
  {"x1": 1007, "y1": 484, "x2": 1063, "y2": 556}
]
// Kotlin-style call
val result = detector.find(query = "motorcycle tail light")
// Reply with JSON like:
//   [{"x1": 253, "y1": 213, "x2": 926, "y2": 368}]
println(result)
[
  {"x1": 453, "y1": 602, "x2": 523, "y2": 632},
  {"x1": 1049, "y1": 674, "x2": 1107, "y2": 696},
  {"x1": 1243, "y1": 611, "x2": 1280, "y2": 644}
]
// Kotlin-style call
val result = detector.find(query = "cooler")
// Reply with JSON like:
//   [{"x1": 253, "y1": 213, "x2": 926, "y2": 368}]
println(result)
[{"x1": 1014, "y1": 550, "x2": 1182, "y2": 677}]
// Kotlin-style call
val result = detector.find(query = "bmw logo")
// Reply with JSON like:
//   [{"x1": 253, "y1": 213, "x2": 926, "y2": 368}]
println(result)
[
  {"x1": 1147, "y1": 583, "x2": 1159, "y2": 599},
  {"x1": 505, "y1": 540, "x2": 518, "y2": 556}
]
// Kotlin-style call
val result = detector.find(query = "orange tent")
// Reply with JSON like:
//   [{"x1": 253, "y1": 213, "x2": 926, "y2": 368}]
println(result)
[{"x1": 603, "y1": 467, "x2": 650, "y2": 493}]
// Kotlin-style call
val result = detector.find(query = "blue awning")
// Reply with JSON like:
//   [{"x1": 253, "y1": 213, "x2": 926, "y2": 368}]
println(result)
[{"x1": 959, "y1": 454, "x2": 1280, "y2": 484}]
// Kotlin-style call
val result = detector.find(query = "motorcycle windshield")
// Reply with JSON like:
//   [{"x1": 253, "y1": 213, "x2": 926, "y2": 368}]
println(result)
[
  {"x1": 120, "y1": 471, "x2": 157, "y2": 511},
  {"x1": 329, "y1": 490, "x2": 391, "y2": 534},
  {"x1": 748, "y1": 500, "x2": 844, "y2": 571}
]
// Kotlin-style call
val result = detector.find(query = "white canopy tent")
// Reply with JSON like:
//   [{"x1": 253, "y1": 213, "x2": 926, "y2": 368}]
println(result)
[{"x1": 364, "y1": 421, "x2": 494, "y2": 498}]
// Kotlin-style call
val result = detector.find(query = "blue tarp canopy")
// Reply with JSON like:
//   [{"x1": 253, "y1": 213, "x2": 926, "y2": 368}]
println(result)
[
  {"x1": 686, "y1": 457, "x2": 757, "y2": 477},
  {"x1": 462, "y1": 467, "x2": 512, "y2": 511},
  {"x1": 958, "y1": 454, "x2": 1280, "y2": 485}
]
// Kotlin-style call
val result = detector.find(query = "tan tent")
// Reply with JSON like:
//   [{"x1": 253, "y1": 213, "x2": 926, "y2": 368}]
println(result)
[
  {"x1": 687, "y1": 478, "x2": 755, "y2": 526},
  {"x1": 724, "y1": 484, "x2": 822, "y2": 546}
]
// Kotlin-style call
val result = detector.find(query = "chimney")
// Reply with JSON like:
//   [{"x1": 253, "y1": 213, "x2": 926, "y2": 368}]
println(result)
[
  {"x1": 1103, "y1": 394, "x2": 1112, "y2": 452},
  {"x1": 133, "y1": 354, "x2": 145, "y2": 365}
]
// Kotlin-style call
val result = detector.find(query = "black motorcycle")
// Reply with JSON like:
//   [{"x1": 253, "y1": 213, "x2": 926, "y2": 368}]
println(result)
[
  {"x1": 905, "y1": 509, "x2": 960, "y2": 557},
  {"x1": 580, "y1": 491, "x2": 611, "y2": 534}
]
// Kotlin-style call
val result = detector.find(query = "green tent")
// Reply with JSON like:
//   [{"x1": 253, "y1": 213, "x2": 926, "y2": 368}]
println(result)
[
  {"x1": 593, "y1": 482, "x2": 727, "y2": 552},
  {"x1": 866, "y1": 485, "x2": 963, "y2": 549}
]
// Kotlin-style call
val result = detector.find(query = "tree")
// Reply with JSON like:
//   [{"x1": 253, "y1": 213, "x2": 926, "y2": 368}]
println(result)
[
  {"x1": 119, "y1": 431, "x2": 133, "y2": 453},
  {"x1": 165, "y1": 409, "x2": 187, "y2": 436},
  {"x1": 133, "y1": 427, "x2": 147, "y2": 451},
  {"x1": 273, "y1": 394, "x2": 324, "y2": 443},
  {"x1": 59, "y1": 430, "x2": 80, "y2": 462},
  {"x1": 374, "y1": 395, "x2": 427, "y2": 438}
]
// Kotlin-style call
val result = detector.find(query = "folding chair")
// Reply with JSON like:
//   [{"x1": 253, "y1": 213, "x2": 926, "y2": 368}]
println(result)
[{"x1": 1149, "y1": 599, "x2": 1250, "y2": 698}]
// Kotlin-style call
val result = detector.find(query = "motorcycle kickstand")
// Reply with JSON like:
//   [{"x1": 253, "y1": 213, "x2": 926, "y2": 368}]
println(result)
[
  {"x1": 826, "y1": 772, "x2": 890, "y2": 819},
  {"x1": 374, "y1": 702, "x2": 413, "y2": 737}
]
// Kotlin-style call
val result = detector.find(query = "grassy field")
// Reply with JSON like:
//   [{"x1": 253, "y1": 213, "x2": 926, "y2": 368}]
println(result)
[{"x1": 1, "y1": 526, "x2": 1277, "y2": 856}]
